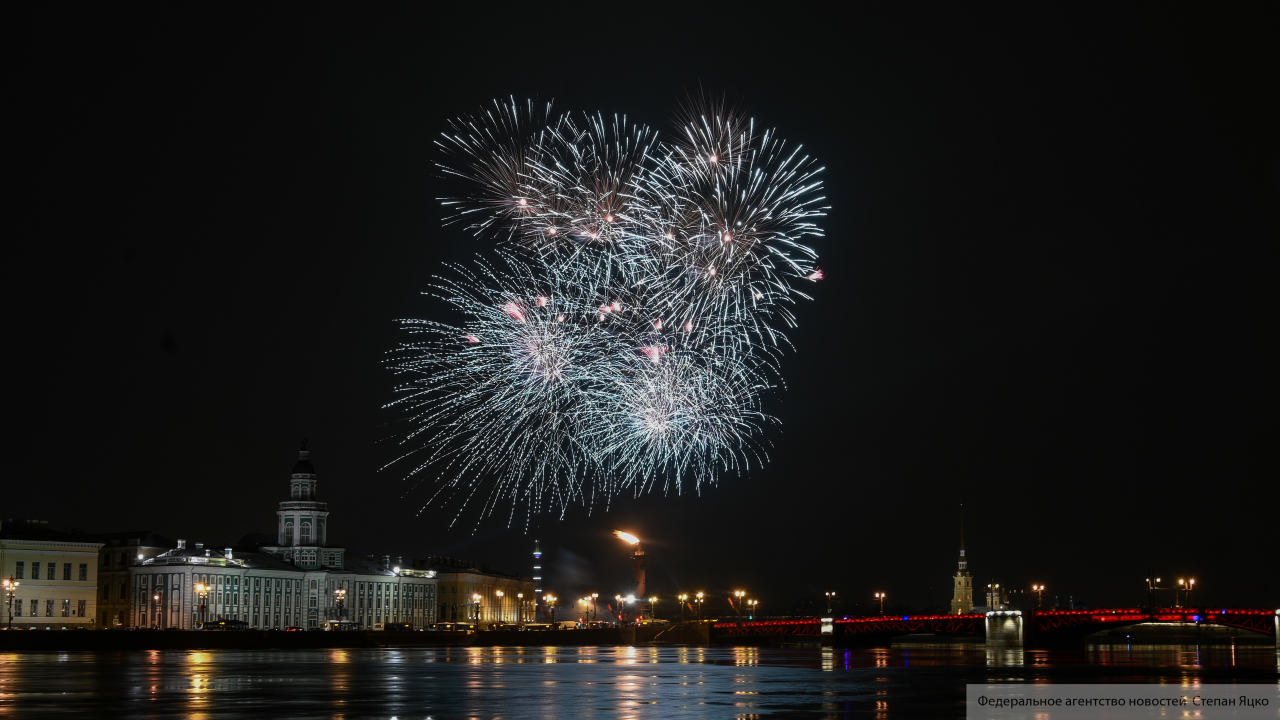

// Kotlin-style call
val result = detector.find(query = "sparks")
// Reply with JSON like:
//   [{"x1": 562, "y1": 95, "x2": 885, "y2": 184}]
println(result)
[
  {"x1": 640, "y1": 345, "x2": 667, "y2": 364},
  {"x1": 391, "y1": 97, "x2": 828, "y2": 527},
  {"x1": 503, "y1": 302, "x2": 526, "y2": 322}
]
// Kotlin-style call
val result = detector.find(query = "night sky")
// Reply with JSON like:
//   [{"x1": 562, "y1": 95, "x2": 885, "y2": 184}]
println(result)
[{"x1": 8, "y1": 6, "x2": 1277, "y2": 614}]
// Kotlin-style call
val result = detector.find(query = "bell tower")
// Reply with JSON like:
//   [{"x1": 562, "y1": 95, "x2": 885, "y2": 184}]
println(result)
[
  {"x1": 950, "y1": 504, "x2": 974, "y2": 614},
  {"x1": 261, "y1": 440, "x2": 342, "y2": 570}
]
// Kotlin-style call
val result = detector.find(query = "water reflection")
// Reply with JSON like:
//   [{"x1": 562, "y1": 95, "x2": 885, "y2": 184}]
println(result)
[{"x1": 0, "y1": 644, "x2": 1274, "y2": 719}]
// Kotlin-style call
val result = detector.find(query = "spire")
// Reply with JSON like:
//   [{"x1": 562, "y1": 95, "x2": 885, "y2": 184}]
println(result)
[{"x1": 957, "y1": 502, "x2": 968, "y2": 572}]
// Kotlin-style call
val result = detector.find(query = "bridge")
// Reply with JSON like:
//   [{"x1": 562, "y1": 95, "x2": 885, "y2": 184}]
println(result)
[{"x1": 710, "y1": 608, "x2": 1279, "y2": 647}]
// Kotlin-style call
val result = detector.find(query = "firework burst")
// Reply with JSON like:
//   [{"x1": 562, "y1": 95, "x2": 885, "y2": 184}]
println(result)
[{"x1": 389, "y1": 98, "x2": 826, "y2": 527}]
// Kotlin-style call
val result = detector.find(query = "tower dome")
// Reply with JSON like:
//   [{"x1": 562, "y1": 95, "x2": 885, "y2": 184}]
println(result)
[{"x1": 293, "y1": 439, "x2": 316, "y2": 475}]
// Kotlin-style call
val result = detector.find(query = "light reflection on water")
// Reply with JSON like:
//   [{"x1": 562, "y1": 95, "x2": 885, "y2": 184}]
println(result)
[{"x1": 0, "y1": 644, "x2": 1274, "y2": 719}]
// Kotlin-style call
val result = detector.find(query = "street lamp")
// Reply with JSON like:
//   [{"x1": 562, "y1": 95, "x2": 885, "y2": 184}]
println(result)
[
  {"x1": 747, "y1": 599, "x2": 758, "y2": 619},
  {"x1": 334, "y1": 584, "x2": 347, "y2": 623},
  {"x1": 496, "y1": 590, "x2": 504, "y2": 623},
  {"x1": 734, "y1": 590, "x2": 745, "y2": 619},
  {"x1": 650, "y1": 596, "x2": 657, "y2": 622},
  {"x1": 1145, "y1": 576, "x2": 1165, "y2": 611},
  {"x1": 1177, "y1": 578, "x2": 1196, "y2": 607},
  {"x1": 153, "y1": 593, "x2": 161, "y2": 629},
  {"x1": 472, "y1": 593, "x2": 482, "y2": 624},
  {"x1": 517, "y1": 593, "x2": 524, "y2": 623},
  {"x1": 678, "y1": 593, "x2": 688, "y2": 623},
  {"x1": 825, "y1": 590, "x2": 836, "y2": 615},
  {"x1": 3, "y1": 577, "x2": 19, "y2": 630},
  {"x1": 695, "y1": 592, "x2": 704, "y2": 623},
  {"x1": 591, "y1": 592, "x2": 599, "y2": 622},
  {"x1": 545, "y1": 595, "x2": 557, "y2": 625},
  {"x1": 874, "y1": 592, "x2": 886, "y2": 615},
  {"x1": 195, "y1": 582, "x2": 209, "y2": 628},
  {"x1": 1031, "y1": 585, "x2": 1045, "y2": 609}
]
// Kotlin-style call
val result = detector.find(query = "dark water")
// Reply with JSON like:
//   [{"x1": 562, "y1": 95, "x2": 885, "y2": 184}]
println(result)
[{"x1": 1, "y1": 644, "x2": 1276, "y2": 718}]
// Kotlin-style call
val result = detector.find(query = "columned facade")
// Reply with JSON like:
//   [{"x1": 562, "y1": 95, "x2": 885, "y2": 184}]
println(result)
[{"x1": 126, "y1": 442, "x2": 435, "y2": 629}]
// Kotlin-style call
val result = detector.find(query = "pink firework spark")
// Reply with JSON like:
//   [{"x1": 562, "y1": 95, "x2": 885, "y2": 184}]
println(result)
[
  {"x1": 465, "y1": 334, "x2": 479, "y2": 344},
  {"x1": 807, "y1": 268, "x2": 824, "y2": 281},
  {"x1": 503, "y1": 302, "x2": 526, "y2": 322},
  {"x1": 640, "y1": 345, "x2": 667, "y2": 364}
]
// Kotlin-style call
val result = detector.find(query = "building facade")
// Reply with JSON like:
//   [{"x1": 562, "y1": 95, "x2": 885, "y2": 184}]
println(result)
[
  {"x1": 126, "y1": 444, "x2": 437, "y2": 629},
  {"x1": 424, "y1": 557, "x2": 536, "y2": 625},
  {"x1": 1, "y1": 520, "x2": 103, "y2": 630},
  {"x1": 94, "y1": 531, "x2": 175, "y2": 628}
]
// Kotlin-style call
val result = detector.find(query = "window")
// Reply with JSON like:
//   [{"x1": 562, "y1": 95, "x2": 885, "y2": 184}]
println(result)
[
  {"x1": 45, "y1": 599, "x2": 54, "y2": 617},
  {"x1": 79, "y1": 564, "x2": 88, "y2": 581},
  {"x1": 14, "y1": 562, "x2": 22, "y2": 579},
  {"x1": 13, "y1": 599, "x2": 21, "y2": 617},
  {"x1": 300, "y1": 524, "x2": 312, "y2": 544},
  {"x1": 31, "y1": 562, "x2": 39, "y2": 579},
  {"x1": 119, "y1": 582, "x2": 127, "y2": 600},
  {"x1": 63, "y1": 563, "x2": 71, "y2": 580},
  {"x1": 102, "y1": 554, "x2": 110, "y2": 568},
  {"x1": 79, "y1": 600, "x2": 86, "y2": 617},
  {"x1": 310, "y1": 580, "x2": 317, "y2": 590},
  {"x1": 47, "y1": 564, "x2": 55, "y2": 580}
]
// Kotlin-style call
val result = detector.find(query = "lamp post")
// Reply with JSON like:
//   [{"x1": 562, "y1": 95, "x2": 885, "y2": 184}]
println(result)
[
  {"x1": 472, "y1": 593, "x2": 482, "y2": 624},
  {"x1": 695, "y1": 592, "x2": 704, "y2": 623},
  {"x1": 517, "y1": 593, "x2": 524, "y2": 623},
  {"x1": 496, "y1": 590, "x2": 504, "y2": 623},
  {"x1": 1176, "y1": 579, "x2": 1196, "y2": 608},
  {"x1": 747, "y1": 599, "x2": 757, "y2": 619},
  {"x1": 1145, "y1": 576, "x2": 1165, "y2": 611},
  {"x1": 1031, "y1": 585, "x2": 1045, "y2": 609},
  {"x1": 334, "y1": 584, "x2": 347, "y2": 623},
  {"x1": 678, "y1": 593, "x2": 688, "y2": 623},
  {"x1": 650, "y1": 596, "x2": 657, "y2": 622},
  {"x1": 545, "y1": 595, "x2": 557, "y2": 625},
  {"x1": 734, "y1": 591, "x2": 745, "y2": 619},
  {"x1": 195, "y1": 583, "x2": 208, "y2": 628},
  {"x1": 153, "y1": 592, "x2": 161, "y2": 629},
  {"x1": 825, "y1": 590, "x2": 836, "y2": 615},
  {"x1": 874, "y1": 592, "x2": 886, "y2": 615},
  {"x1": 3, "y1": 577, "x2": 18, "y2": 630},
  {"x1": 591, "y1": 592, "x2": 598, "y2": 622}
]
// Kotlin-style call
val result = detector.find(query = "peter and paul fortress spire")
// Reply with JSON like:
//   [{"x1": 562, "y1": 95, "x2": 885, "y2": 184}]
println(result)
[{"x1": 950, "y1": 503, "x2": 974, "y2": 614}]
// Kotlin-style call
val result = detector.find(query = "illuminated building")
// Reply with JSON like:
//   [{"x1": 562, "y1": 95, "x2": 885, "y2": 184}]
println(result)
[
  {"x1": 125, "y1": 443, "x2": 437, "y2": 629},
  {"x1": 949, "y1": 507, "x2": 974, "y2": 615},
  {"x1": 0, "y1": 519, "x2": 103, "y2": 630}
]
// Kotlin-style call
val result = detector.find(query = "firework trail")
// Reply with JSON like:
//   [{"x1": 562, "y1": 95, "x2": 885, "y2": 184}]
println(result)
[{"x1": 388, "y1": 98, "x2": 825, "y2": 527}]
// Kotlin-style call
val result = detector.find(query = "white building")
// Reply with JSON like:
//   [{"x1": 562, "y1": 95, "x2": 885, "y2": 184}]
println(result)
[{"x1": 128, "y1": 443, "x2": 437, "y2": 629}]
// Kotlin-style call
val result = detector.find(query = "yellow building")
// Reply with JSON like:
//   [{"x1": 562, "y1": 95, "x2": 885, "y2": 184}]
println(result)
[
  {"x1": 420, "y1": 557, "x2": 536, "y2": 625},
  {"x1": 1, "y1": 520, "x2": 103, "y2": 629}
]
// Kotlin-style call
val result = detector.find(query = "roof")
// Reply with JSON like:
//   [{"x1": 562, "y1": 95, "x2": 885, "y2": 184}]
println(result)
[
  {"x1": 1, "y1": 519, "x2": 103, "y2": 545},
  {"x1": 292, "y1": 440, "x2": 315, "y2": 475},
  {"x1": 89, "y1": 530, "x2": 177, "y2": 549},
  {"x1": 145, "y1": 546, "x2": 304, "y2": 572},
  {"x1": 343, "y1": 557, "x2": 396, "y2": 576}
]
